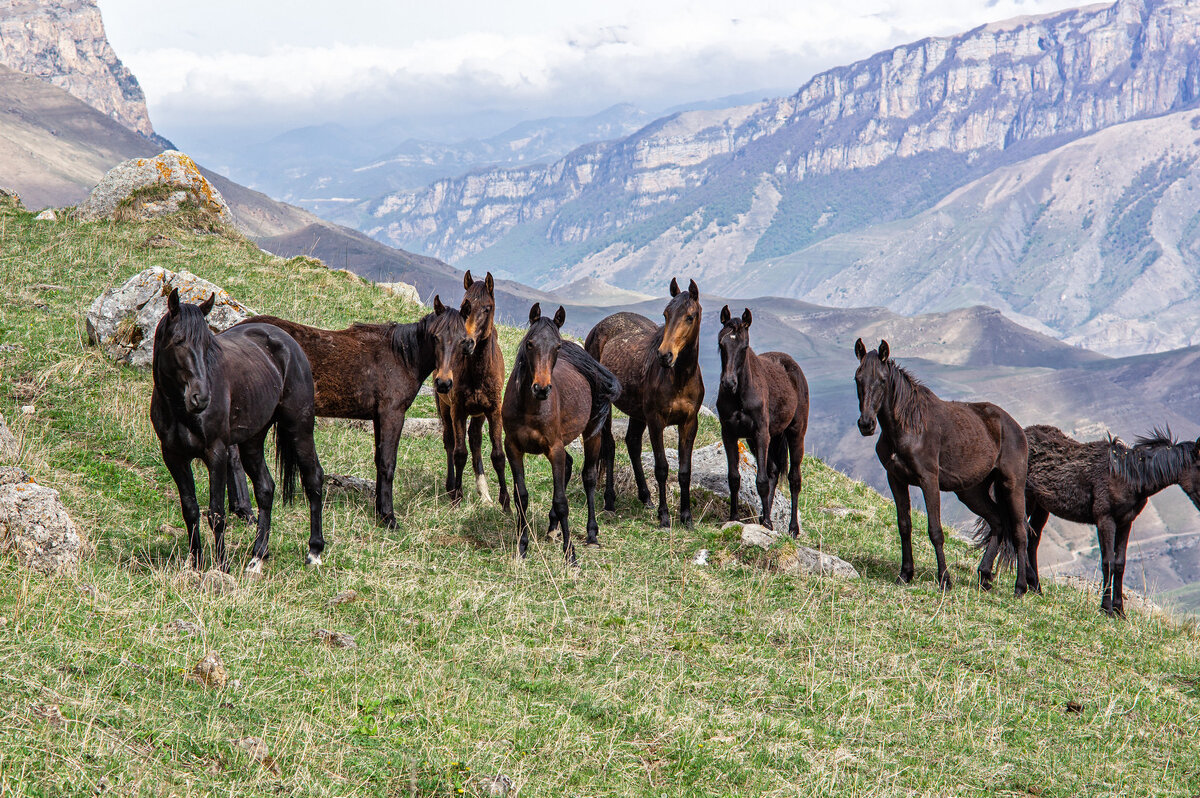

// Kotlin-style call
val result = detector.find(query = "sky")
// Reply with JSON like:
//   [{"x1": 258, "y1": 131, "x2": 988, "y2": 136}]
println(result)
[{"x1": 98, "y1": 0, "x2": 1087, "y2": 148}]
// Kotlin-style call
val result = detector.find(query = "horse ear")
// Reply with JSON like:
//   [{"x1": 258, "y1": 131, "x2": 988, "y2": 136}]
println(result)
[
  {"x1": 669, "y1": 277, "x2": 680, "y2": 297},
  {"x1": 688, "y1": 279, "x2": 699, "y2": 301},
  {"x1": 854, "y1": 338, "x2": 867, "y2": 361},
  {"x1": 167, "y1": 287, "x2": 181, "y2": 315},
  {"x1": 485, "y1": 272, "x2": 494, "y2": 295},
  {"x1": 199, "y1": 292, "x2": 216, "y2": 317},
  {"x1": 529, "y1": 302, "x2": 541, "y2": 324},
  {"x1": 553, "y1": 305, "x2": 566, "y2": 329},
  {"x1": 463, "y1": 270, "x2": 473, "y2": 290},
  {"x1": 720, "y1": 305, "x2": 731, "y2": 324},
  {"x1": 742, "y1": 308, "x2": 752, "y2": 327},
  {"x1": 878, "y1": 340, "x2": 890, "y2": 362},
  {"x1": 433, "y1": 295, "x2": 446, "y2": 315}
]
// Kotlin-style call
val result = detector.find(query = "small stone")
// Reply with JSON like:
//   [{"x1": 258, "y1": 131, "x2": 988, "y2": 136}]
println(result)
[
  {"x1": 19, "y1": 406, "x2": 34, "y2": 416},
  {"x1": 692, "y1": 549, "x2": 709, "y2": 566},
  {"x1": 0, "y1": 617, "x2": 7, "y2": 628},
  {"x1": 376, "y1": 280, "x2": 421, "y2": 305},
  {"x1": 199, "y1": 569, "x2": 237, "y2": 595},
  {"x1": 34, "y1": 209, "x2": 56, "y2": 221},
  {"x1": 326, "y1": 589, "x2": 358, "y2": 607},
  {"x1": 145, "y1": 234, "x2": 178, "y2": 249},
  {"x1": 29, "y1": 702, "x2": 65, "y2": 727},
  {"x1": 313, "y1": 628, "x2": 358, "y2": 649},
  {"x1": 476, "y1": 774, "x2": 514, "y2": 796},
  {"x1": 165, "y1": 618, "x2": 202, "y2": 637},
  {"x1": 187, "y1": 650, "x2": 228, "y2": 688},
  {"x1": 773, "y1": 545, "x2": 860, "y2": 579},
  {"x1": 729, "y1": 521, "x2": 780, "y2": 548},
  {"x1": 229, "y1": 678, "x2": 243, "y2": 692}
]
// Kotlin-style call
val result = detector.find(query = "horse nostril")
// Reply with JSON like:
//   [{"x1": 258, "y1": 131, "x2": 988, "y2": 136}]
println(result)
[
  {"x1": 436, "y1": 378, "x2": 453, "y2": 393},
  {"x1": 659, "y1": 352, "x2": 673, "y2": 367}
]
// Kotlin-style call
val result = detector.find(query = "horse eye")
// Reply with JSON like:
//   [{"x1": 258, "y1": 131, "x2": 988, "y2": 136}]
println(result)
[{"x1": 686, "y1": 314, "x2": 694, "y2": 322}]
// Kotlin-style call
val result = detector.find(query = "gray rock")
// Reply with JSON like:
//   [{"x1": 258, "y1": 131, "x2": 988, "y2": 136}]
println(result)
[
  {"x1": 76, "y1": 150, "x2": 233, "y2": 226},
  {"x1": 314, "y1": 628, "x2": 358, "y2": 649},
  {"x1": 86, "y1": 266, "x2": 255, "y2": 368},
  {"x1": 325, "y1": 473, "x2": 375, "y2": 500},
  {"x1": 376, "y1": 281, "x2": 422, "y2": 306},
  {"x1": 33, "y1": 209, "x2": 56, "y2": 221},
  {"x1": 728, "y1": 521, "x2": 780, "y2": 549},
  {"x1": 0, "y1": 466, "x2": 86, "y2": 575},
  {"x1": 403, "y1": 417, "x2": 442, "y2": 436},
  {"x1": 165, "y1": 619, "x2": 203, "y2": 637},
  {"x1": 0, "y1": 413, "x2": 17, "y2": 462},
  {"x1": 774, "y1": 546, "x2": 860, "y2": 579}
]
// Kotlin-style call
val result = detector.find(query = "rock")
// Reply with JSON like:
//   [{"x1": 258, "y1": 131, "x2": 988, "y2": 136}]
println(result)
[
  {"x1": 34, "y1": 209, "x2": 56, "y2": 221},
  {"x1": 377, "y1": 281, "x2": 422, "y2": 305},
  {"x1": 29, "y1": 703, "x2": 65, "y2": 728},
  {"x1": 729, "y1": 521, "x2": 780, "y2": 549},
  {"x1": 314, "y1": 628, "x2": 358, "y2": 650},
  {"x1": 165, "y1": 619, "x2": 202, "y2": 637},
  {"x1": 773, "y1": 545, "x2": 860, "y2": 579},
  {"x1": 233, "y1": 736, "x2": 280, "y2": 774},
  {"x1": 698, "y1": 404, "x2": 717, "y2": 419},
  {"x1": 692, "y1": 549, "x2": 709, "y2": 566},
  {"x1": 325, "y1": 473, "x2": 375, "y2": 500},
  {"x1": 475, "y1": 774, "x2": 514, "y2": 797},
  {"x1": 19, "y1": 406, "x2": 34, "y2": 416},
  {"x1": 0, "y1": 186, "x2": 22, "y2": 206},
  {"x1": 187, "y1": 651, "x2": 228, "y2": 688},
  {"x1": 144, "y1": 234, "x2": 178, "y2": 249},
  {"x1": 86, "y1": 266, "x2": 255, "y2": 368},
  {"x1": 0, "y1": 413, "x2": 18, "y2": 461},
  {"x1": 0, "y1": 466, "x2": 87, "y2": 575},
  {"x1": 326, "y1": 589, "x2": 358, "y2": 607},
  {"x1": 76, "y1": 151, "x2": 234, "y2": 226},
  {"x1": 199, "y1": 570, "x2": 237, "y2": 595},
  {"x1": 645, "y1": 441, "x2": 794, "y2": 531},
  {"x1": 404, "y1": 417, "x2": 442, "y2": 437}
]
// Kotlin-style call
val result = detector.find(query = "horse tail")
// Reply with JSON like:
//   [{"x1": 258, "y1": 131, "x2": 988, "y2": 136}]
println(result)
[
  {"x1": 970, "y1": 515, "x2": 1033, "y2": 569},
  {"x1": 274, "y1": 419, "x2": 301, "y2": 505},
  {"x1": 560, "y1": 341, "x2": 621, "y2": 439}
]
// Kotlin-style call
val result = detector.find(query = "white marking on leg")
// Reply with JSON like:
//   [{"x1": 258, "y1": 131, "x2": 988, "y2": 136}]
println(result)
[
  {"x1": 245, "y1": 557, "x2": 263, "y2": 575},
  {"x1": 306, "y1": 552, "x2": 323, "y2": 567},
  {"x1": 475, "y1": 474, "x2": 494, "y2": 505}
]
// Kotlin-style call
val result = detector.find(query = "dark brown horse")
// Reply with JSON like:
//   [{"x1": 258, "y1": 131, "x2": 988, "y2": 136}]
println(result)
[
  {"x1": 975, "y1": 425, "x2": 1200, "y2": 615},
  {"x1": 151, "y1": 289, "x2": 324, "y2": 573},
  {"x1": 436, "y1": 270, "x2": 509, "y2": 509},
  {"x1": 230, "y1": 300, "x2": 466, "y2": 527},
  {"x1": 716, "y1": 306, "x2": 809, "y2": 535},
  {"x1": 855, "y1": 338, "x2": 1030, "y2": 595},
  {"x1": 503, "y1": 304, "x2": 620, "y2": 564},
  {"x1": 585, "y1": 278, "x2": 704, "y2": 527}
]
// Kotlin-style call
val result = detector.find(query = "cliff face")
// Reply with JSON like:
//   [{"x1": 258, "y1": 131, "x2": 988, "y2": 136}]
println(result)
[
  {"x1": 0, "y1": 0, "x2": 157, "y2": 140},
  {"x1": 360, "y1": 0, "x2": 1200, "y2": 331}
]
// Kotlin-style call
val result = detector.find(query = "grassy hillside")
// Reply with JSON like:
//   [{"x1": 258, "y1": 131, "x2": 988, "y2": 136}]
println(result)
[{"x1": 2, "y1": 199, "x2": 1200, "y2": 796}]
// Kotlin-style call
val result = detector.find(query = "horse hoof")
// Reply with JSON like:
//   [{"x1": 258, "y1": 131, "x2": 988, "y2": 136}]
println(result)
[
  {"x1": 244, "y1": 557, "x2": 264, "y2": 579},
  {"x1": 939, "y1": 578, "x2": 953, "y2": 593},
  {"x1": 305, "y1": 552, "x2": 323, "y2": 567},
  {"x1": 657, "y1": 513, "x2": 671, "y2": 528},
  {"x1": 586, "y1": 540, "x2": 601, "y2": 549},
  {"x1": 679, "y1": 513, "x2": 693, "y2": 528},
  {"x1": 896, "y1": 574, "x2": 912, "y2": 586},
  {"x1": 379, "y1": 514, "x2": 397, "y2": 530}
]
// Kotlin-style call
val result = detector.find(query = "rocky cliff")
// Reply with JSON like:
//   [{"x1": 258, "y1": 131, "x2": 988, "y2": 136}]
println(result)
[{"x1": 0, "y1": 0, "x2": 159, "y2": 141}]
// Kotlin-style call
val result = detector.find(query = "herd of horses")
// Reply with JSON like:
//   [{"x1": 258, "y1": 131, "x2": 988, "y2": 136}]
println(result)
[{"x1": 149, "y1": 275, "x2": 1200, "y2": 617}]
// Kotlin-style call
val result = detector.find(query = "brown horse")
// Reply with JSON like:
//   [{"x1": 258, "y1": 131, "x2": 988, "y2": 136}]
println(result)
[
  {"x1": 974, "y1": 425, "x2": 1200, "y2": 615},
  {"x1": 716, "y1": 306, "x2": 809, "y2": 535},
  {"x1": 436, "y1": 270, "x2": 509, "y2": 509},
  {"x1": 231, "y1": 300, "x2": 466, "y2": 527},
  {"x1": 855, "y1": 338, "x2": 1031, "y2": 595},
  {"x1": 585, "y1": 278, "x2": 704, "y2": 527},
  {"x1": 503, "y1": 304, "x2": 620, "y2": 564}
]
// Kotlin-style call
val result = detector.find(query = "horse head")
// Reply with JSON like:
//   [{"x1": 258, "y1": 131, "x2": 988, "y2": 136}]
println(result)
[
  {"x1": 854, "y1": 338, "x2": 891, "y2": 436},
  {"x1": 460, "y1": 269, "x2": 496, "y2": 357},
  {"x1": 717, "y1": 305, "x2": 752, "y2": 394},
  {"x1": 658, "y1": 277, "x2": 701, "y2": 369},
  {"x1": 429, "y1": 295, "x2": 467, "y2": 394},
  {"x1": 153, "y1": 288, "x2": 217, "y2": 414},
  {"x1": 524, "y1": 302, "x2": 566, "y2": 401}
]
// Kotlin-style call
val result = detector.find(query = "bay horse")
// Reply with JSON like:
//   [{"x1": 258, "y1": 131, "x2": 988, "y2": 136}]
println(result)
[
  {"x1": 436, "y1": 270, "x2": 509, "y2": 509},
  {"x1": 503, "y1": 303, "x2": 620, "y2": 564},
  {"x1": 854, "y1": 338, "x2": 1030, "y2": 595},
  {"x1": 230, "y1": 298, "x2": 466, "y2": 527},
  {"x1": 974, "y1": 425, "x2": 1200, "y2": 616},
  {"x1": 150, "y1": 288, "x2": 324, "y2": 573},
  {"x1": 716, "y1": 306, "x2": 809, "y2": 535},
  {"x1": 585, "y1": 278, "x2": 704, "y2": 527}
]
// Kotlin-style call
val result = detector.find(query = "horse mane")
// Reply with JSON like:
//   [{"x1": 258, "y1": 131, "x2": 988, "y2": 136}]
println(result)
[
  {"x1": 152, "y1": 303, "x2": 220, "y2": 385},
  {"x1": 883, "y1": 360, "x2": 929, "y2": 435},
  {"x1": 559, "y1": 341, "x2": 621, "y2": 438},
  {"x1": 1109, "y1": 426, "x2": 1198, "y2": 491},
  {"x1": 389, "y1": 309, "x2": 464, "y2": 370}
]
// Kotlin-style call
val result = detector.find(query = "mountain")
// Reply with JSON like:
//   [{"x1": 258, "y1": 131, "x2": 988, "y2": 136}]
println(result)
[{"x1": 356, "y1": 0, "x2": 1200, "y2": 356}]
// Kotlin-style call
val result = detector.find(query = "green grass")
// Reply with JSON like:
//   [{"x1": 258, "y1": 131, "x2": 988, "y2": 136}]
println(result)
[{"x1": 2, "y1": 199, "x2": 1200, "y2": 796}]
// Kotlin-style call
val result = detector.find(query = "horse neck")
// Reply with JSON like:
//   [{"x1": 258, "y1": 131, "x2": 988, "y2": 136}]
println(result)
[
  {"x1": 878, "y1": 364, "x2": 925, "y2": 438},
  {"x1": 1116, "y1": 442, "x2": 1192, "y2": 498},
  {"x1": 397, "y1": 316, "x2": 437, "y2": 380}
]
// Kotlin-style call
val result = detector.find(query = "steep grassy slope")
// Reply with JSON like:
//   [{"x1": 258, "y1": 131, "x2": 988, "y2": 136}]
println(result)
[{"x1": 2, "y1": 201, "x2": 1200, "y2": 796}]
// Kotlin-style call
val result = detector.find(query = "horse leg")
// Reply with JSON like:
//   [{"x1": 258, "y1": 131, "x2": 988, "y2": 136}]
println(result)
[
  {"x1": 291, "y1": 424, "x2": 326, "y2": 566},
  {"x1": 753, "y1": 428, "x2": 773, "y2": 530},
  {"x1": 786, "y1": 428, "x2": 803, "y2": 538},
  {"x1": 1112, "y1": 520, "x2": 1132, "y2": 618},
  {"x1": 550, "y1": 443, "x2": 577, "y2": 566},
  {"x1": 373, "y1": 412, "x2": 405, "y2": 528},
  {"x1": 1097, "y1": 516, "x2": 1118, "y2": 616},
  {"x1": 918, "y1": 477, "x2": 952, "y2": 591},
  {"x1": 237, "y1": 434, "x2": 274, "y2": 575},
  {"x1": 997, "y1": 475, "x2": 1030, "y2": 598},
  {"x1": 451, "y1": 410, "x2": 469, "y2": 505},
  {"x1": 205, "y1": 444, "x2": 230, "y2": 572},
  {"x1": 677, "y1": 416, "x2": 698, "y2": 528},
  {"x1": 888, "y1": 472, "x2": 915, "y2": 585},
  {"x1": 625, "y1": 418, "x2": 652, "y2": 506},
  {"x1": 647, "y1": 421, "x2": 671, "y2": 528},
  {"x1": 439, "y1": 399, "x2": 456, "y2": 499},
  {"x1": 583, "y1": 432, "x2": 602, "y2": 547},
  {"x1": 506, "y1": 440, "x2": 530, "y2": 558},
  {"x1": 1027, "y1": 503, "x2": 1049, "y2": 594},
  {"x1": 468, "y1": 416, "x2": 493, "y2": 505},
  {"x1": 164, "y1": 452, "x2": 203, "y2": 570},
  {"x1": 722, "y1": 426, "x2": 741, "y2": 522},
  {"x1": 487, "y1": 409, "x2": 509, "y2": 512},
  {"x1": 226, "y1": 445, "x2": 257, "y2": 525},
  {"x1": 957, "y1": 482, "x2": 1004, "y2": 591},
  {"x1": 601, "y1": 415, "x2": 617, "y2": 512}
]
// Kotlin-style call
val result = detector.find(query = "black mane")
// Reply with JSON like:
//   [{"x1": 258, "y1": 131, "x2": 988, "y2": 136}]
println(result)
[
  {"x1": 884, "y1": 359, "x2": 928, "y2": 435},
  {"x1": 1110, "y1": 426, "x2": 1199, "y2": 491},
  {"x1": 389, "y1": 309, "x2": 464, "y2": 373}
]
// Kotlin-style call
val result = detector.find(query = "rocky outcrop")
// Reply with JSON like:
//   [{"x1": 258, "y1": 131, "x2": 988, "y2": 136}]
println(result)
[
  {"x1": 77, "y1": 150, "x2": 234, "y2": 226},
  {"x1": 0, "y1": 0, "x2": 158, "y2": 139},
  {"x1": 376, "y1": 280, "x2": 421, "y2": 306},
  {"x1": 0, "y1": 413, "x2": 17, "y2": 462},
  {"x1": 0, "y1": 466, "x2": 87, "y2": 575},
  {"x1": 87, "y1": 266, "x2": 255, "y2": 368}
]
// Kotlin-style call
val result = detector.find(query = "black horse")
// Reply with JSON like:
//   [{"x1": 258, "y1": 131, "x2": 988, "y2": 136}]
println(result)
[{"x1": 151, "y1": 289, "x2": 325, "y2": 574}]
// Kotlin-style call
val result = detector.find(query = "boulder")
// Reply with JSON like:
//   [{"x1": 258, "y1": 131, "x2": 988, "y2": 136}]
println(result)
[
  {"x1": 643, "y1": 440, "x2": 795, "y2": 531},
  {"x1": 727, "y1": 521, "x2": 859, "y2": 578},
  {"x1": 377, "y1": 281, "x2": 422, "y2": 305},
  {"x1": 86, "y1": 266, "x2": 255, "y2": 368},
  {"x1": 0, "y1": 467, "x2": 87, "y2": 575},
  {"x1": 0, "y1": 413, "x2": 17, "y2": 462},
  {"x1": 76, "y1": 150, "x2": 234, "y2": 226}
]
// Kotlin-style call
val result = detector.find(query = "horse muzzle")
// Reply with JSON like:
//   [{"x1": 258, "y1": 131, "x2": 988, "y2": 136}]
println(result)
[
  {"x1": 532, "y1": 383, "x2": 552, "y2": 400},
  {"x1": 434, "y1": 377, "x2": 454, "y2": 394},
  {"x1": 658, "y1": 351, "x2": 676, "y2": 368},
  {"x1": 186, "y1": 392, "x2": 209, "y2": 413},
  {"x1": 720, "y1": 376, "x2": 738, "y2": 394},
  {"x1": 461, "y1": 338, "x2": 477, "y2": 356},
  {"x1": 857, "y1": 417, "x2": 877, "y2": 436}
]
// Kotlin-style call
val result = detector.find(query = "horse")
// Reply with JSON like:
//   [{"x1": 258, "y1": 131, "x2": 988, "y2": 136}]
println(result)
[
  {"x1": 150, "y1": 288, "x2": 324, "y2": 574},
  {"x1": 436, "y1": 270, "x2": 509, "y2": 509},
  {"x1": 502, "y1": 303, "x2": 620, "y2": 564},
  {"x1": 974, "y1": 425, "x2": 1200, "y2": 616},
  {"x1": 716, "y1": 306, "x2": 809, "y2": 535},
  {"x1": 584, "y1": 278, "x2": 704, "y2": 527},
  {"x1": 854, "y1": 338, "x2": 1030, "y2": 595},
  {"x1": 229, "y1": 298, "x2": 466, "y2": 527}
]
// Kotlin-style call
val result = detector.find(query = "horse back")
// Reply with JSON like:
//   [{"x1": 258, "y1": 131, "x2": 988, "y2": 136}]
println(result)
[
  {"x1": 892, "y1": 398, "x2": 1024, "y2": 491},
  {"x1": 760, "y1": 352, "x2": 809, "y2": 436},
  {"x1": 586, "y1": 312, "x2": 655, "y2": 415},
  {"x1": 1024, "y1": 425, "x2": 1119, "y2": 524},
  {"x1": 214, "y1": 324, "x2": 313, "y2": 444}
]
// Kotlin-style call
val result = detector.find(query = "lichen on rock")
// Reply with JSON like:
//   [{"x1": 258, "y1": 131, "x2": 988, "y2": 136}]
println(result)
[{"x1": 75, "y1": 150, "x2": 233, "y2": 227}]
